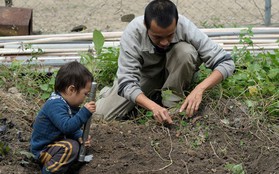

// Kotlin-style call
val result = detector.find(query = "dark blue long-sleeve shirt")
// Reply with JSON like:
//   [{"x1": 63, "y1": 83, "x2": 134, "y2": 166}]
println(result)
[{"x1": 30, "y1": 92, "x2": 92, "y2": 159}]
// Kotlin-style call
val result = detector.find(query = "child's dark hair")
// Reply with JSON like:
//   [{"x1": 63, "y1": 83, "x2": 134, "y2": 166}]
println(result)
[{"x1": 54, "y1": 61, "x2": 93, "y2": 93}]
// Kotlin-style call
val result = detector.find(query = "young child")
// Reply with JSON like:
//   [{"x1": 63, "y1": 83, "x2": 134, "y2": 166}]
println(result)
[{"x1": 30, "y1": 61, "x2": 96, "y2": 174}]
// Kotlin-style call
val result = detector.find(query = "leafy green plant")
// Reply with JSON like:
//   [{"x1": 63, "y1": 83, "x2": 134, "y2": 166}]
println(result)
[
  {"x1": 192, "y1": 27, "x2": 278, "y2": 124},
  {"x1": 0, "y1": 142, "x2": 10, "y2": 157},
  {"x1": 80, "y1": 29, "x2": 119, "y2": 89},
  {"x1": 180, "y1": 120, "x2": 188, "y2": 127},
  {"x1": 0, "y1": 46, "x2": 55, "y2": 101},
  {"x1": 23, "y1": 43, "x2": 44, "y2": 60},
  {"x1": 137, "y1": 110, "x2": 153, "y2": 125},
  {"x1": 18, "y1": 150, "x2": 35, "y2": 165},
  {"x1": 222, "y1": 27, "x2": 279, "y2": 122},
  {"x1": 19, "y1": 150, "x2": 35, "y2": 159},
  {"x1": 39, "y1": 71, "x2": 56, "y2": 100},
  {"x1": 225, "y1": 163, "x2": 245, "y2": 174}
]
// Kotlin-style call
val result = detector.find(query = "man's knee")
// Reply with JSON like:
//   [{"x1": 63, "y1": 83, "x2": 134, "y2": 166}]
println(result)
[{"x1": 169, "y1": 42, "x2": 199, "y2": 65}]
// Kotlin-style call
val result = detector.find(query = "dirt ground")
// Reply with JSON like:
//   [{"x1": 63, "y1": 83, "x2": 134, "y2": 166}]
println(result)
[
  {"x1": 0, "y1": 87, "x2": 279, "y2": 174},
  {"x1": 1, "y1": 1, "x2": 279, "y2": 174}
]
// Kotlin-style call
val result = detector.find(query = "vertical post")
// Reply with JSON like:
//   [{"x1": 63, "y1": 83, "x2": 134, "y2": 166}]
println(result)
[{"x1": 264, "y1": 0, "x2": 271, "y2": 26}]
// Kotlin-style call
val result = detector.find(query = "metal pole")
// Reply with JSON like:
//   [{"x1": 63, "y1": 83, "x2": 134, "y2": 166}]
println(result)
[{"x1": 264, "y1": 0, "x2": 271, "y2": 26}]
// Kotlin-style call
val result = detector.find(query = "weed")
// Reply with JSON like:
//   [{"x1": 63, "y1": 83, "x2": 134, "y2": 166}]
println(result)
[
  {"x1": 137, "y1": 111, "x2": 153, "y2": 125},
  {"x1": 19, "y1": 150, "x2": 35, "y2": 159},
  {"x1": 39, "y1": 71, "x2": 56, "y2": 100},
  {"x1": 0, "y1": 142, "x2": 10, "y2": 157},
  {"x1": 0, "y1": 27, "x2": 277, "y2": 125},
  {"x1": 225, "y1": 163, "x2": 245, "y2": 174},
  {"x1": 80, "y1": 29, "x2": 119, "y2": 89},
  {"x1": 193, "y1": 27, "x2": 278, "y2": 123},
  {"x1": 223, "y1": 27, "x2": 279, "y2": 123},
  {"x1": 18, "y1": 150, "x2": 35, "y2": 165},
  {"x1": 0, "y1": 45, "x2": 55, "y2": 101},
  {"x1": 180, "y1": 120, "x2": 188, "y2": 127},
  {"x1": 187, "y1": 122, "x2": 209, "y2": 149}
]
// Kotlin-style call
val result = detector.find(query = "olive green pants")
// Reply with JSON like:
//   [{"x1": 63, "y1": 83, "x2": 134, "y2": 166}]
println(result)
[{"x1": 95, "y1": 42, "x2": 201, "y2": 120}]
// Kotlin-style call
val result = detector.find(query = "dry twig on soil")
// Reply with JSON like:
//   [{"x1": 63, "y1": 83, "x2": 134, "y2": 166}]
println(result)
[{"x1": 138, "y1": 127, "x2": 173, "y2": 173}]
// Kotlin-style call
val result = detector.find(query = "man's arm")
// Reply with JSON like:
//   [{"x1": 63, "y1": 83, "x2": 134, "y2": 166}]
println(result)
[
  {"x1": 135, "y1": 93, "x2": 173, "y2": 124},
  {"x1": 179, "y1": 69, "x2": 223, "y2": 117}
]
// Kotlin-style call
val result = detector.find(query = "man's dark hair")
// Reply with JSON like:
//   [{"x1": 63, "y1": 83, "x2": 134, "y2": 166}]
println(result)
[
  {"x1": 55, "y1": 61, "x2": 93, "y2": 93},
  {"x1": 144, "y1": 0, "x2": 178, "y2": 29}
]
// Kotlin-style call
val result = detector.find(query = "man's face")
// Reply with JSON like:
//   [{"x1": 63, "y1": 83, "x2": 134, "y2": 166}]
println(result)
[{"x1": 147, "y1": 19, "x2": 176, "y2": 50}]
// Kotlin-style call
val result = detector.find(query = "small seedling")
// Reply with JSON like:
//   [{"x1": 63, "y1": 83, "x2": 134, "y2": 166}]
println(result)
[{"x1": 225, "y1": 163, "x2": 245, "y2": 174}]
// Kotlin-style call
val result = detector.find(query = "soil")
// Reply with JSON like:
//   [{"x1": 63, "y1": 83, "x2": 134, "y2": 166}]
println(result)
[
  {"x1": 1, "y1": 1, "x2": 279, "y2": 173},
  {"x1": 0, "y1": 88, "x2": 279, "y2": 174}
]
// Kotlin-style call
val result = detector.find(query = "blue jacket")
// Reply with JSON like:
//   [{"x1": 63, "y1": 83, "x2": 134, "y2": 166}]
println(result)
[{"x1": 30, "y1": 92, "x2": 92, "y2": 159}]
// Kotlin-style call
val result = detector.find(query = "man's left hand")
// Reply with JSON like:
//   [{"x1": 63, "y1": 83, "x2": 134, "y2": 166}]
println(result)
[{"x1": 179, "y1": 87, "x2": 204, "y2": 117}]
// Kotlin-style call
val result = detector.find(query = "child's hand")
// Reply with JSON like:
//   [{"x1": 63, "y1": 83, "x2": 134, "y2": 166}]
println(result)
[
  {"x1": 84, "y1": 101, "x2": 96, "y2": 113},
  {"x1": 78, "y1": 135, "x2": 92, "y2": 147}
]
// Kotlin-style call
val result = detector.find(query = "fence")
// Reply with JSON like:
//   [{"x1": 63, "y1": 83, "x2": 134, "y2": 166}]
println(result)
[{"x1": 1, "y1": 0, "x2": 279, "y2": 34}]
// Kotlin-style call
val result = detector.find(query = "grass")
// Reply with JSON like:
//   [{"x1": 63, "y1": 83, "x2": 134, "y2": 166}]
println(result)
[
  {"x1": 0, "y1": 28, "x2": 278, "y2": 174},
  {"x1": 0, "y1": 28, "x2": 278, "y2": 124},
  {"x1": 223, "y1": 28, "x2": 279, "y2": 123}
]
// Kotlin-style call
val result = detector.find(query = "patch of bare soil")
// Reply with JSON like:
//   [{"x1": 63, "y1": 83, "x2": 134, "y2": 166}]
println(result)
[{"x1": 0, "y1": 88, "x2": 279, "y2": 174}]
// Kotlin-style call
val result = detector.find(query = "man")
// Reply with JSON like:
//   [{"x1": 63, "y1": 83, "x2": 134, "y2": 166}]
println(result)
[{"x1": 95, "y1": 0, "x2": 235, "y2": 124}]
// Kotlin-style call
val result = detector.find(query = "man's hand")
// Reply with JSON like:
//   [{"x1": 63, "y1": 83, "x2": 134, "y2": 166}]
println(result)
[
  {"x1": 136, "y1": 93, "x2": 173, "y2": 124},
  {"x1": 179, "y1": 87, "x2": 204, "y2": 117},
  {"x1": 84, "y1": 101, "x2": 96, "y2": 113},
  {"x1": 179, "y1": 70, "x2": 224, "y2": 117},
  {"x1": 151, "y1": 105, "x2": 173, "y2": 124}
]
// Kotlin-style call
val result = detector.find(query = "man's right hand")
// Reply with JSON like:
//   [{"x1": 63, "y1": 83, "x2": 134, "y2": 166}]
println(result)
[
  {"x1": 136, "y1": 93, "x2": 173, "y2": 124},
  {"x1": 151, "y1": 105, "x2": 173, "y2": 124}
]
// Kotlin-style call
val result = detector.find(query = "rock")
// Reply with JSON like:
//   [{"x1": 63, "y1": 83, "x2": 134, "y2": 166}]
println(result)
[
  {"x1": 8, "y1": 87, "x2": 18, "y2": 94},
  {"x1": 121, "y1": 14, "x2": 135, "y2": 22},
  {"x1": 71, "y1": 25, "x2": 87, "y2": 32}
]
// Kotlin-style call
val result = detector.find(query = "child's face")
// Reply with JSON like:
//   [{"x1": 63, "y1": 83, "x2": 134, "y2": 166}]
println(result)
[{"x1": 67, "y1": 81, "x2": 92, "y2": 107}]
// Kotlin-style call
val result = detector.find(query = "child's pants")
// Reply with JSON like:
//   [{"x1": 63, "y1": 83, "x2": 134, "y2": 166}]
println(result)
[{"x1": 39, "y1": 139, "x2": 80, "y2": 174}]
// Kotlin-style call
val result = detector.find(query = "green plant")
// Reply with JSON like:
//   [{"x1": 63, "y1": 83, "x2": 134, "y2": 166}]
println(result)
[
  {"x1": 225, "y1": 163, "x2": 245, "y2": 174},
  {"x1": 19, "y1": 150, "x2": 35, "y2": 159},
  {"x1": 39, "y1": 71, "x2": 56, "y2": 100},
  {"x1": 180, "y1": 120, "x2": 188, "y2": 127},
  {"x1": 19, "y1": 150, "x2": 35, "y2": 165},
  {"x1": 0, "y1": 45, "x2": 55, "y2": 101},
  {"x1": 80, "y1": 29, "x2": 119, "y2": 89},
  {"x1": 0, "y1": 142, "x2": 10, "y2": 157},
  {"x1": 222, "y1": 27, "x2": 279, "y2": 122},
  {"x1": 23, "y1": 43, "x2": 44, "y2": 60},
  {"x1": 137, "y1": 110, "x2": 153, "y2": 125}
]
